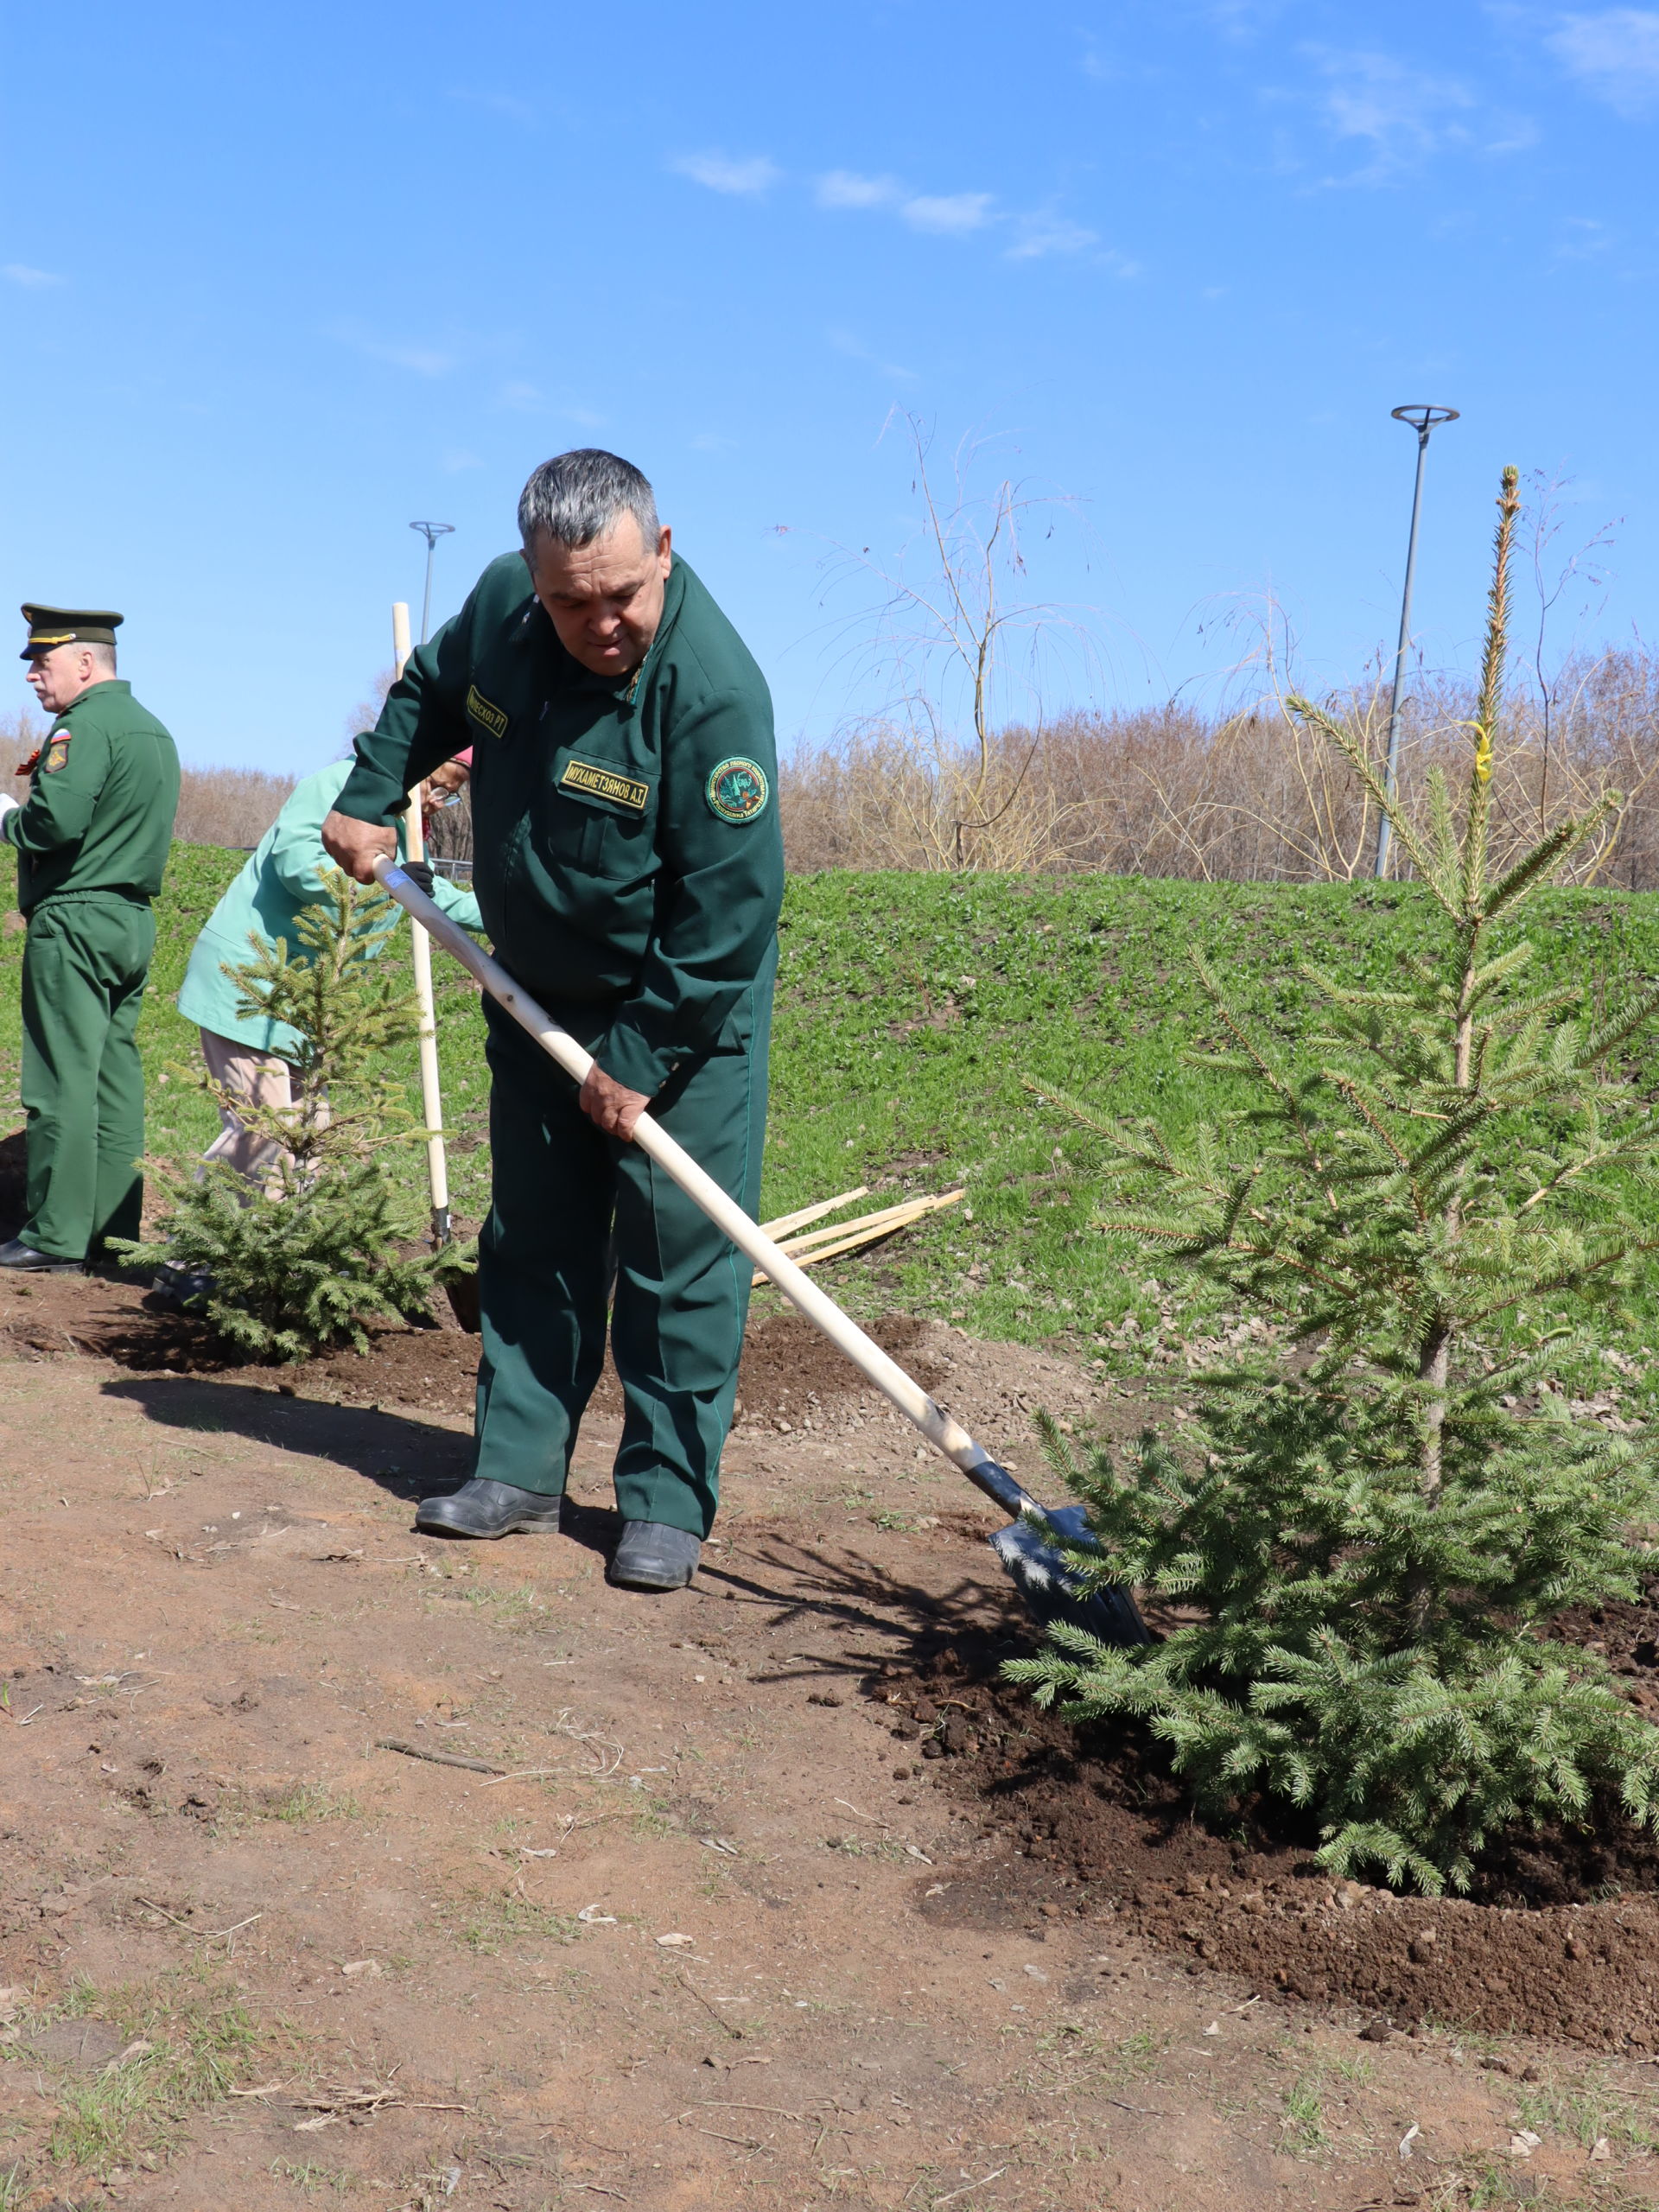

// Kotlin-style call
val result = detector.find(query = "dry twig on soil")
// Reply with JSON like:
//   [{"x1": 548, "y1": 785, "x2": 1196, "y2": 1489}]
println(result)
[{"x1": 374, "y1": 1738, "x2": 505, "y2": 1775}]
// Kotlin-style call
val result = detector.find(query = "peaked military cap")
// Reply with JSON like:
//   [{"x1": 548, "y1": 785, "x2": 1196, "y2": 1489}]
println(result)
[{"x1": 20, "y1": 604, "x2": 124, "y2": 659}]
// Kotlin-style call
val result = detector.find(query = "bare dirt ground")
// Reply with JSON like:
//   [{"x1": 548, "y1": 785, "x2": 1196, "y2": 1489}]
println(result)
[{"x1": 3, "y1": 1269, "x2": 1658, "y2": 2211}]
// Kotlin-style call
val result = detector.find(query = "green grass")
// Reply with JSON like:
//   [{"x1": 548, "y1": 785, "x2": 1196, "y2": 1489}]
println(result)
[
  {"x1": 0, "y1": 1971, "x2": 274, "y2": 2182},
  {"x1": 252, "y1": 1782, "x2": 363, "y2": 1826},
  {"x1": 446, "y1": 1888, "x2": 587, "y2": 1955},
  {"x1": 9, "y1": 851, "x2": 1659, "y2": 1375}
]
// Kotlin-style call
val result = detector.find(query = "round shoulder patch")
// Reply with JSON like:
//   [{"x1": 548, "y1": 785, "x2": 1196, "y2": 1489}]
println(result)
[{"x1": 705, "y1": 756, "x2": 770, "y2": 824}]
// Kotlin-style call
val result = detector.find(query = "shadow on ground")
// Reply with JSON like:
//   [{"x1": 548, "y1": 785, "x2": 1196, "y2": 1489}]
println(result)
[{"x1": 101, "y1": 1372, "x2": 471, "y2": 1497}]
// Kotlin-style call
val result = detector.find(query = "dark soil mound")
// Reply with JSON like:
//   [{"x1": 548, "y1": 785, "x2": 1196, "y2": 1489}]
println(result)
[
  {"x1": 885, "y1": 1633, "x2": 1659, "y2": 2053},
  {"x1": 0, "y1": 1262, "x2": 944, "y2": 1433}
]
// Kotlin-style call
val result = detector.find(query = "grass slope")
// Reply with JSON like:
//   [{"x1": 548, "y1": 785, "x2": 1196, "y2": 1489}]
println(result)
[{"x1": 4, "y1": 850, "x2": 1658, "y2": 1370}]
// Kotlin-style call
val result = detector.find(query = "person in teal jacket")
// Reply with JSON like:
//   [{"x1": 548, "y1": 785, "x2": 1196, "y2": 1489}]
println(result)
[
  {"x1": 176, "y1": 754, "x2": 480, "y2": 1188},
  {"x1": 321, "y1": 448, "x2": 784, "y2": 1594}
]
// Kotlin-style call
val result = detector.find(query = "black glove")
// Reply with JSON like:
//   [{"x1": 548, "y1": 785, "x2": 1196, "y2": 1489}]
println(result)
[{"x1": 401, "y1": 860, "x2": 435, "y2": 897}]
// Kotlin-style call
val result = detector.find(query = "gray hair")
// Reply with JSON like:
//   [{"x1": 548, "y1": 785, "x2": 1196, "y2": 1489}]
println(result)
[
  {"x1": 80, "y1": 640, "x2": 117, "y2": 675},
  {"x1": 518, "y1": 448, "x2": 659, "y2": 554}
]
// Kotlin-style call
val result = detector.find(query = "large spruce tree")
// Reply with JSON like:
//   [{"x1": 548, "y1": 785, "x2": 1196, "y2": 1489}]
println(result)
[{"x1": 1011, "y1": 469, "x2": 1659, "y2": 1892}]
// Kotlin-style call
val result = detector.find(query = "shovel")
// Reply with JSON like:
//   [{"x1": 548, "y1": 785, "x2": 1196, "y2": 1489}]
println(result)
[{"x1": 372, "y1": 855, "x2": 1147, "y2": 1649}]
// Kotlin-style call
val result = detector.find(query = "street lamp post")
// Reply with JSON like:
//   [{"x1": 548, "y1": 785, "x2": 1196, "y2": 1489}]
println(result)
[
  {"x1": 1374, "y1": 405, "x2": 1459, "y2": 880},
  {"x1": 409, "y1": 520, "x2": 456, "y2": 645}
]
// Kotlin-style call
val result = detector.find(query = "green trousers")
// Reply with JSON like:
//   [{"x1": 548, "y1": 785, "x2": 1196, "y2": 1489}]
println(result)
[
  {"x1": 20, "y1": 893, "x2": 156, "y2": 1261},
  {"x1": 471, "y1": 976, "x2": 772, "y2": 1537}
]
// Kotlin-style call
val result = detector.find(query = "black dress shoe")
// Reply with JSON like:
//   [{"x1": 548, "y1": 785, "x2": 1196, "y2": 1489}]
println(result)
[
  {"x1": 415, "y1": 1478, "x2": 563, "y2": 1539},
  {"x1": 0, "y1": 1238, "x2": 80, "y2": 1274},
  {"x1": 607, "y1": 1520, "x2": 702, "y2": 1591}
]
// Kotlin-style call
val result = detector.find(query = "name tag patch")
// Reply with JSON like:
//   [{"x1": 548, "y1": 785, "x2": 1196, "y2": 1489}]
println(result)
[
  {"x1": 466, "y1": 685, "x2": 509, "y2": 741},
  {"x1": 560, "y1": 758, "x2": 650, "y2": 811}
]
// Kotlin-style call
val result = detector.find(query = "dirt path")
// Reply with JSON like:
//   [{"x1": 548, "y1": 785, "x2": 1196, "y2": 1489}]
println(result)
[{"x1": 1, "y1": 1280, "x2": 1655, "y2": 2209}]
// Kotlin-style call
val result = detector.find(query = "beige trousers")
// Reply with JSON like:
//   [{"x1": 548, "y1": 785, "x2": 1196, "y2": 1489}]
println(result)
[{"x1": 199, "y1": 1027, "x2": 326, "y2": 1191}]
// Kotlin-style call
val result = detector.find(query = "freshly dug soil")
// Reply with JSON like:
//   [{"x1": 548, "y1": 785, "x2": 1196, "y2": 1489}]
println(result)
[
  {"x1": 0, "y1": 1263, "x2": 948, "y2": 1433},
  {"x1": 888, "y1": 1632, "x2": 1659, "y2": 2053},
  {"x1": 14, "y1": 1244, "x2": 1659, "y2": 2056}
]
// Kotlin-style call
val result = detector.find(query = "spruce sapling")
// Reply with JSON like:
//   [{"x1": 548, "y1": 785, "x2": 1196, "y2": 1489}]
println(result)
[
  {"x1": 118, "y1": 868, "x2": 440, "y2": 1361},
  {"x1": 1010, "y1": 468, "x2": 1659, "y2": 1892}
]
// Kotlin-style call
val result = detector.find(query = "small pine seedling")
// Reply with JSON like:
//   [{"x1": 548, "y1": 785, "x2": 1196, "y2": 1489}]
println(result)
[{"x1": 116, "y1": 868, "x2": 442, "y2": 1359}]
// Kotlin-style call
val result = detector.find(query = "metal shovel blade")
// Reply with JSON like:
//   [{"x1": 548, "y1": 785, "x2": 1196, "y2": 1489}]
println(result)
[{"x1": 988, "y1": 1500, "x2": 1149, "y2": 1647}]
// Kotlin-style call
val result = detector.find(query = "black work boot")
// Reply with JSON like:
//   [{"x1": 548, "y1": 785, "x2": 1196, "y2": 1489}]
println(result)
[
  {"x1": 0, "y1": 1238, "x2": 80, "y2": 1274},
  {"x1": 607, "y1": 1520, "x2": 702, "y2": 1591},
  {"x1": 150, "y1": 1258, "x2": 217, "y2": 1310},
  {"x1": 415, "y1": 1478, "x2": 564, "y2": 1539}
]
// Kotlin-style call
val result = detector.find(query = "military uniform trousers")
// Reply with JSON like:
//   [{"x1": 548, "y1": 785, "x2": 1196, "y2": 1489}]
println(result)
[
  {"x1": 471, "y1": 979, "x2": 772, "y2": 1538},
  {"x1": 20, "y1": 891, "x2": 156, "y2": 1259}
]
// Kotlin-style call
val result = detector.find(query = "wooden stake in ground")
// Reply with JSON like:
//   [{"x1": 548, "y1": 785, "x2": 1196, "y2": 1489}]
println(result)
[{"x1": 393, "y1": 600, "x2": 452, "y2": 1247}]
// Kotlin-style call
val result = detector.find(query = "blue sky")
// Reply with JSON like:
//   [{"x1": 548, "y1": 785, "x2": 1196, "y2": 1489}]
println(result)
[{"x1": 3, "y1": 1, "x2": 1656, "y2": 770}]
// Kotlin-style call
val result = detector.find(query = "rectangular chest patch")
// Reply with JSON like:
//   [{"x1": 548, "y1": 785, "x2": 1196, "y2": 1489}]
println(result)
[
  {"x1": 466, "y1": 685, "x2": 509, "y2": 741},
  {"x1": 560, "y1": 757, "x2": 650, "y2": 811}
]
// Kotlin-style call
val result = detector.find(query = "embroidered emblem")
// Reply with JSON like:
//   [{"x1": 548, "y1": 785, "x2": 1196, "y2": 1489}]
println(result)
[
  {"x1": 465, "y1": 684, "x2": 509, "y2": 741},
  {"x1": 43, "y1": 736, "x2": 71, "y2": 772},
  {"x1": 560, "y1": 758, "x2": 650, "y2": 811},
  {"x1": 705, "y1": 756, "x2": 769, "y2": 824}
]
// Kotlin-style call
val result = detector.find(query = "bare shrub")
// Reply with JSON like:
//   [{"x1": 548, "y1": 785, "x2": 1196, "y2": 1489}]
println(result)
[
  {"x1": 174, "y1": 766, "x2": 297, "y2": 849},
  {"x1": 1, "y1": 705, "x2": 48, "y2": 768},
  {"x1": 424, "y1": 785, "x2": 474, "y2": 868},
  {"x1": 346, "y1": 666, "x2": 397, "y2": 744},
  {"x1": 780, "y1": 644, "x2": 1659, "y2": 887}
]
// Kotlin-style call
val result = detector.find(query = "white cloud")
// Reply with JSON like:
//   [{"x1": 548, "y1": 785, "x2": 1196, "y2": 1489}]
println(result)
[
  {"x1": 3, "y1": 263, "x2": 64, "y2": 288},
  {"x1": 815, "y1": 169, "x2": 902, "y2": 209},
  {"x1": 1552, "y1": 214, "x2": 1612, "y2": 259},
  {"x1": 1207, "y1": 0, "x2": 1292, "y2": 34},
  {"x1": 1007, "y1": 216, "x2": 1101, "y2": 260},
  {"x1": 1302, "y1": 48, "x2": 1531, "y2": 180},
  {"x1": 442, "y1": 449, "x2": 484, "y2": 474},
  {"x1": 1548, "y1": 10, "x2": 1659, "y2": 113},
  {"x1": 815, "y1": 172, "x2": 1001, "y2": 239},
  {"x1": 669, "y1": 150, "x2": 781, "y2": 194},
  {"x1": 497, "y1": 379, "x2": 604, "y2": 427},
  {"x1": 370, "y1": 342, "x2": 454, "y2": 377},
  {"x1": 329, "y1": 321, "x2": 455, "y2": 376},
  {"x1": 446, "y1": 87, "x2": 535, "y2": 123},
  {"x1": 829, "y1": 327, "x2": 918, "y2": 383},
  {"x1": 900, "y1": 192, "x2": 995, "y2": 234},
  {"x1": 1315, "y1": 50, "x2": 1475, "y2": 168}
]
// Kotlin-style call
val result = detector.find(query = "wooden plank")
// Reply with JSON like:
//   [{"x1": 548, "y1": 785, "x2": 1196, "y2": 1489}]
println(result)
[{"x1": 759, "y1": 1185, "x2": 868, "y2": 1240}]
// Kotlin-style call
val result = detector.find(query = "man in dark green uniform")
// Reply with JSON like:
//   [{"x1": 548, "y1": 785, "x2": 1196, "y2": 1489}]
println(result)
[
  {"x1": 0, "y1": 607, "x2": 181, "y2": 1271},
  {"x1": 323, "y1": 451, "x2": 784, "y2": 1591}
]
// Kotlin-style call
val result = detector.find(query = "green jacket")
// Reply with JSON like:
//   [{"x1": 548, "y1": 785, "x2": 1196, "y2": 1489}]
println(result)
[
  {"x1": 177, "y1": 759, "x2": 483, "y2": 1059},
  {"x1": 3, "y1": 679, "x2": 180, "y2": 913},
  {"x1": 334, "y1": 551, "x2": 783, "y2": 1096}
]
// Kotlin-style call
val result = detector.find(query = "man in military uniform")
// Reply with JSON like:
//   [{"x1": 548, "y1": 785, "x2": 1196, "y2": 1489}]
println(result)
[
  {"x1": 0, "y1": 608, "x2": 181, "y2": 1270},
  {"x1": 323, "y1": 450, "x2": 783, "y2": 1591}
]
